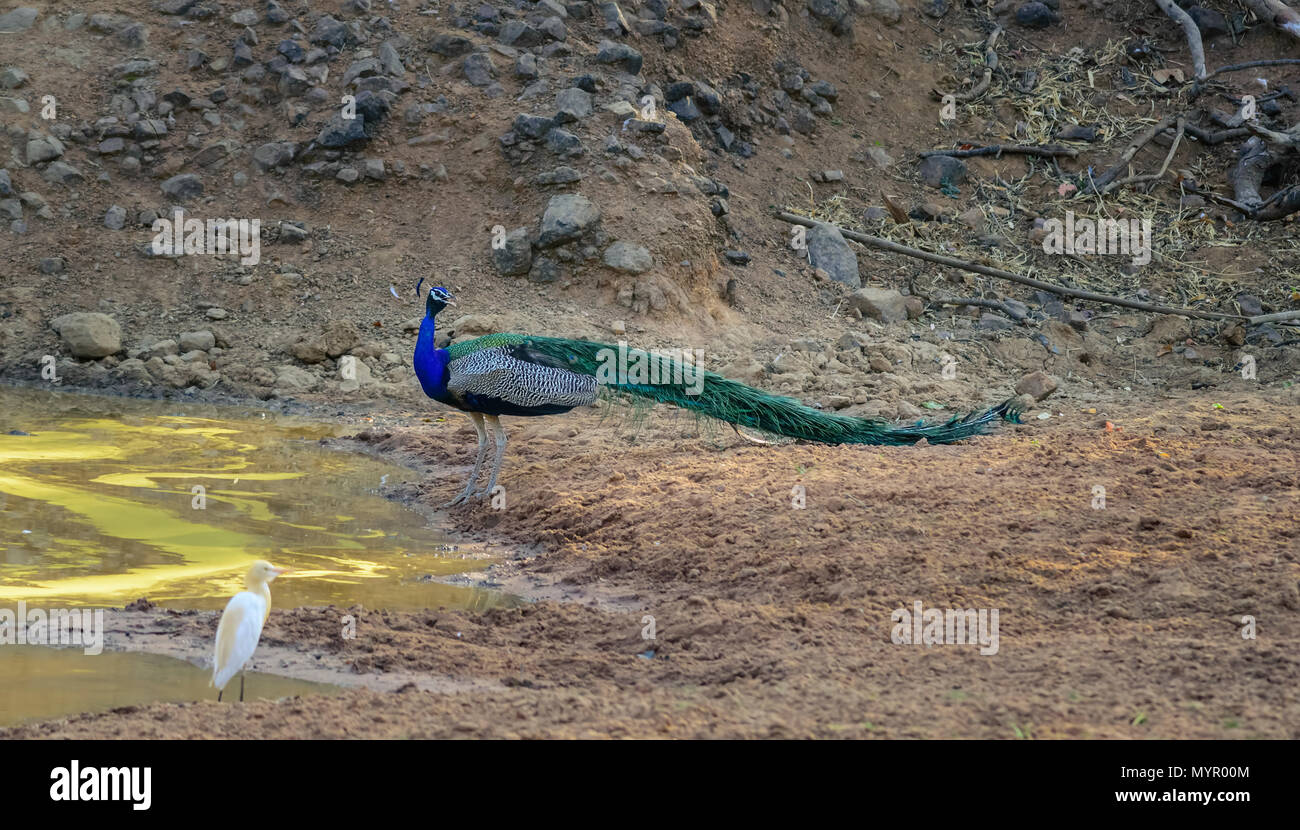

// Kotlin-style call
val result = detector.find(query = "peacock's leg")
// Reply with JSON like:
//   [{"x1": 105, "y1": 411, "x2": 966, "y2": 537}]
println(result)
[
  {"x1": 444, "y1": 412, "x2": 488, "y2": 507},
  {"x1": 475, "y1": 415, "x2": 508, "y2": 498}
]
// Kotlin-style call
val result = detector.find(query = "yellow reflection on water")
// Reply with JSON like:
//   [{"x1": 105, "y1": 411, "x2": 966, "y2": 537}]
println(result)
[
  {"x1": 0, "y1": 646, "x2": 341, "y2": 727},
  {"x1": 0, "y1": 387, "x2": 513, "y2": 612}
]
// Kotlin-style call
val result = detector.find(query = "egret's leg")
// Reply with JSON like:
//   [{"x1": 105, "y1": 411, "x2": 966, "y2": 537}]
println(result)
[
  {"x1": 444, "y1": 412, "x2": 488, "y2": 507},
  {"x1": 476, "y1": 416, "x2": 508, "y2": 498},
  {"x1": 218, "y1": 689, "x2": 223, "y2": 702},
  {"x1": 239, "y1": 670, "x2": 245, "y2": 703}
]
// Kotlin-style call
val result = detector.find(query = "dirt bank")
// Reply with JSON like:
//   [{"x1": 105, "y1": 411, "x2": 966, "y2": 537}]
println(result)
[{"x1": 6, "y1": 384, "x2": 1297, "y2": 739}]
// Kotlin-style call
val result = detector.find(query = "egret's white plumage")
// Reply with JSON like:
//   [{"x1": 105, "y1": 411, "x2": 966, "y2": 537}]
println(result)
[{"x1": 212, "y1": 560, "x2": 288, "y2": 701}]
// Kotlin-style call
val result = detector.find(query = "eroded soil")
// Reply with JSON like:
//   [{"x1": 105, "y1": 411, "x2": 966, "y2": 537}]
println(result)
[{"x1": 6, "y1": 386, "x2": 1297, "y2": 739}]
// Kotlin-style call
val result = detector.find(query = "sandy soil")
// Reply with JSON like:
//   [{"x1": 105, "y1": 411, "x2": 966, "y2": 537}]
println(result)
[
  {"x1": 3, "y1": 0, "x2": 1300, "y2": 738},
  {"x1": 6, "y1": 384, "x2": 1297, "y2": 739}
]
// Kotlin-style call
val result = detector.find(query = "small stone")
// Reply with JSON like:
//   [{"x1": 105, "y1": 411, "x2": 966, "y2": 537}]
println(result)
[
  {"x1": 1015, "y1": 370, "x2": 1059, "y2": 401},
  {"x1": 161, "y1": 173, "x2": 204, "y2": 200},
  {"x1": 805, "y1": 222, "x2": 860, "y2": 288},
  {"x1": 179, "y1": 330, "x2": 216, "y2": 352},
  {"x1": 103, "y1": 205, "x2": 127, "y2": 230},
  {"x1": 492, "y1": 227, "x2": 533, "y2": 275},
  {"x1": 594, "y1": 40, "x2": 642, "y2": 74},
  {"x1": 849, "y1": 287, "x2": 908, "y2": 323},
  {"x1": 51, "y1": 312, "x2": 121, "y2": 358},
  {"x1": 537, "y1": 193, "x2": 601, "y2": 247},
  {"x1": 1015, "y1": 2, "x2": 1058, "y2": 28},
  {"x1": 603, "y1": 241, "x2": 653, "y2": 273},
  {"x1": 918, "y1": 154, "x2": 967, "y2": 188}
]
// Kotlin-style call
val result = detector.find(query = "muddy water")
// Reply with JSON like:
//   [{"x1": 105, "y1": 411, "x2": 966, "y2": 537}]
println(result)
[
  {"x1": 0, "y1": 386, "x2": 514, "y2": 725},
  {"x1": 0, "y1": 646, "x2": 341, "y2": 727},
  {"x1": 0, "y1": 386, "x2": 512, "y2": 611}
]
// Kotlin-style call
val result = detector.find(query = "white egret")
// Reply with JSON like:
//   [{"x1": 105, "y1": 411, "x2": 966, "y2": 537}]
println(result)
[{"x1": 212, "y1": 560, "x2": 289, "y2": 702}]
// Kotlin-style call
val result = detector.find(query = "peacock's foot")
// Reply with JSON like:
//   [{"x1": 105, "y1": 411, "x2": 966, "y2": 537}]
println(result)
[{"x1": 442, "y1": 490, "x2": 474, "y2": 508}]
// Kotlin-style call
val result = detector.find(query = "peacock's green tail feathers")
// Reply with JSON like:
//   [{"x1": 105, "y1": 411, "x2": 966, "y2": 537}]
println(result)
[
  {"x1": 445, "y1": 332, "x2": 528, "y2": 361},
  {"x1": 456, "y1": 334, "x2": 1021, "y2": 446}
]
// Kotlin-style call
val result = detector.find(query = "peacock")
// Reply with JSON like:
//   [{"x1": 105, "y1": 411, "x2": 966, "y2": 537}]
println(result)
[{"x1": 412, "y1": 282, "x2": 1021, "y2": 506}]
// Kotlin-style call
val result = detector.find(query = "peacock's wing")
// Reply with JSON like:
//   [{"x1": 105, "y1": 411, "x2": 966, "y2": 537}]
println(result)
[{"x1": 446, "y1": 345, "x2": 599, "y2": 411}]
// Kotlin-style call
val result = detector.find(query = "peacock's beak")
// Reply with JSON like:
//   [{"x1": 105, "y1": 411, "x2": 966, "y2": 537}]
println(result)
[{"x1": 444, "y1": 298, "x2": 456, "y2": 307}]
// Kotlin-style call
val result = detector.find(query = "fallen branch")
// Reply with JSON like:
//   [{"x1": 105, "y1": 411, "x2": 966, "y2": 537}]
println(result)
[
  {"x1": 1244, "y1": 118, "x2": 1300, "y2": 148},
  {"x1": 918, "y1": 144, "x2": 1079, "y2": 159},
  {"x1": 1253, "y1": 184, "x2": 1300, "y2": 220},
  {"x1": 1103, "y1": 117, "x2": 1185, "y2": 193},
  {"x1": 1190, "y1": 58, "x2": 1300, "y2": 99},
  {"x1": 1229, "y1": 137, "x2": 1276, "y2": 209},
  {"x1": 944, "y1": 25, "x2": 1002, "y2": 102},
  {"x1": 1182, "y1": 123, "x2": 1251, "y2": 145},
  {"x1": 1087, "y1": 114, "x2": 1180, "y2": 193},
  {"x1": 1243, "y1": 0, "x2": 1300, "y2": 45},
  {"x1": 1153, "y1": 0, "x2": 1208, "y2": 80},
  {"x1": 776, "y1": 212, "x2": 1246, "y2": 322},
  {"x1": 934, "y1": 296, "x2": 1032, "y2": 325},
  {"x1": 1206, "y1": 58, "x2": 1300, "y2": 80}
]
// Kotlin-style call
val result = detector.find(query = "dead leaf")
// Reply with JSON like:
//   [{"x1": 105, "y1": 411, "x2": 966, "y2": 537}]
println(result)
[{"x1": 882, "y1": 192, "x2": 910, "y2": 225}]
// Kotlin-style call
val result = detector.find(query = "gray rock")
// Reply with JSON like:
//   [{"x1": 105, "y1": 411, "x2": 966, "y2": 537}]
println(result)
[
  {"x1": 499, "y1": 20, "x2": 547, "y2": 47},
  {"x1": 595, "y1": 40, "x2": 643, "y2": 74},
  {"x1": 545, "y1": 127, "x2": 584, "y2": 155},
  {"x1": 871, "y1": 0, "x2": 901, "y2": 23},
  {"x1": 806, "y1": 0, "x2": 854, "y2": 34},
  {"x1": 528, "y1": 256, "x2": 561, "y2": 283},
  {"x1": 806, "y1": 223, "x2": 860, "y2": 288},
  {"x1": 463, "y1": 53, "x2": 496, "y2": 86},
  {"x1": 179, "y1": 330, "x2": 216, "y2": 352},
  {"x1": 554, "y1": 87, "x2": 592, "y2": 122},
  {"x1": 603, "y1": 241, "x2": 653, "y2": 273},
  {"x1": 51, "y1": 312, "x2": 121, "y2": 358},
  {"x1": 0, "y1": 169, "x2": 10, "y2": 196},
  {"x1": 1015, "y1": 2, "x2": 1058, "y2": 28},
  {"x1": 849, "y1": 287, "x2": 908, "y2": 323},
  {"x1": 317, "y1": 113, "x2": 368, "y2": 147},
  {"x1": 37, "y1": 256, "x2": 63, "y2": 274},
  {"x1": 978, "y1": 312, "x2": 1015, "y2": 331},
  {"x1": 253, "y1": 141, "x2": 296, "y2": 170},
  {"x1": 492, "y1": 226, "x2": 533, "y2": 275},
  {"x1": 1015, "y1": 370, "x2": 1059, "y2": 400},
  {"x1": 1, "y1": 66, "x2": 28, "y2": 89},
  {"x1": 513, "y1": 113, "x2": 554, "y2": 139},
  {"x1": 430, "y1": 34, "x2": 472, "y2": 57},
  {"x1": 537, "y1": 193, "x2": 601, "y2": 247},
  {"x1": 515, "y1": 53, "x2": 539, "y2": 78},
  {"x1": 160, "y1": 173, "x2": 204, "y2": 200},
  {"x1": 26, "y1": 135, "x2": 64, "y2": 164},
  {"x1": 41, "y1": 161, "x2": 83, "y2": 185},
  {"x1": 274, "y1": 364, "x2": 318, "y2": 392},
  {"x1": 918, "y1": 154, "x2": 967, "y2": 188},
  {"x1": 0, "y1": 7, "x2": 38, "y2": 33},
  {"x1": 539, "y1": 16, "x2": 567, "y2": 41},
  {"x1": 378, "y1": 42, "x2": 405, "y2": 76},
  {"x1": 103, "y1": 205, "x2": 127, "y2": 230}
]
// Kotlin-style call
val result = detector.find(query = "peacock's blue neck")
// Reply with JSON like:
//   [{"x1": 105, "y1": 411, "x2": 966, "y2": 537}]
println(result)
[{"x1": 413, "y1": 313, "x2": 450, "y2": 400}]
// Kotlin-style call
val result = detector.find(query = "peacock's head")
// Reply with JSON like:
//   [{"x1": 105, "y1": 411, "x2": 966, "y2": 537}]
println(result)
[{"x1": 416, "y1": 278, "x2": 455, "y2": 317}]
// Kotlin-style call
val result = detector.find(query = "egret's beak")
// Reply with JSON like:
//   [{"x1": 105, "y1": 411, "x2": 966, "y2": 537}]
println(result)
[{"x1": 272, "y1": 567, "x2": 291, "y2": 576}]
